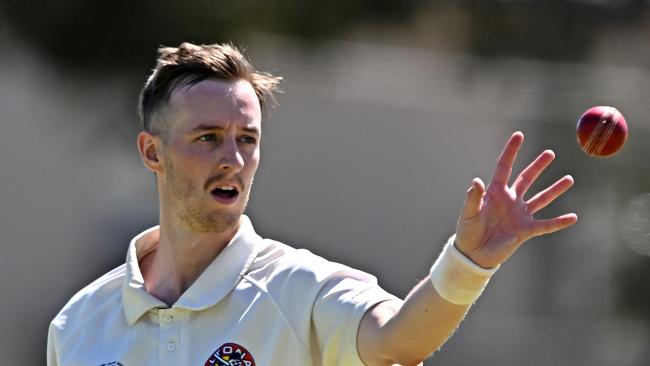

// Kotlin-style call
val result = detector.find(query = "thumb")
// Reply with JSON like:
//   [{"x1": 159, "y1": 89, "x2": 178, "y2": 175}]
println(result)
[{"x1": 461, "y1": 177, "x2": 485, "y2": 220}]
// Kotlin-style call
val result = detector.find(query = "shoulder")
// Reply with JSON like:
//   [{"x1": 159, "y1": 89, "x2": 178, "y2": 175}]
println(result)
[
  {"x1": 247, "y1": 239, "x2": 379, "y2": 293},
  {"x1": 50, "y1": 264, "x2": 126, "y2": 332}
]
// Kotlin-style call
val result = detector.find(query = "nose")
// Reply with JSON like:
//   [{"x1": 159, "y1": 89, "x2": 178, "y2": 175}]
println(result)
[{"x1": 218, "y1": 138, "x2": 244, "y2": 173}]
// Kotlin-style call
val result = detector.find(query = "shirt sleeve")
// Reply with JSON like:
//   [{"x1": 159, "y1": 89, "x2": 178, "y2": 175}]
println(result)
[
  {"x1": 312, "y1": 268, "x2": 399, "y2": 366},
  {"x1": 47, "y1": 322, "x2": 59, "y2": 366}
]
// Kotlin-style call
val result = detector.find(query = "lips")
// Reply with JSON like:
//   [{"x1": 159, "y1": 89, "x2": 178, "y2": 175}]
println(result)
[{"x1": 210, "y1": 185, "x2": 240, "y2": 205}]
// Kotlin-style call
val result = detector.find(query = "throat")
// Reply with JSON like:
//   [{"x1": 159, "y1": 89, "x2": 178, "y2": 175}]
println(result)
[{"x1": 140, "y1": 233, "x2": 231, "y2": 306}]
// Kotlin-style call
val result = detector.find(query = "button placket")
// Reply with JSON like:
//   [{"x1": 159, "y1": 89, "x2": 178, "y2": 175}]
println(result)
[
  {"x1": 159, "y1": 309, "x2": 181, "y2": 366},
  {"x1": 163, "y1": 313, "x2": 174, "y2": 323}
]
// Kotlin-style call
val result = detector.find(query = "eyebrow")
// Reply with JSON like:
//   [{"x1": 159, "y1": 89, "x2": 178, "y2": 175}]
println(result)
[{"x1": 191, "y1": 123, "x2": 260, "y2": 134}]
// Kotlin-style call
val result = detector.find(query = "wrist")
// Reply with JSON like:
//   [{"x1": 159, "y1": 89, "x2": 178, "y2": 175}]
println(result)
[{"x1": 429, "y1": 234, "x2": 499, "y2": 305}]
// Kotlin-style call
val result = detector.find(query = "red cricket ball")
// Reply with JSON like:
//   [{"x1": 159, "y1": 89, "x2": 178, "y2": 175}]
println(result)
[{"x1": 576, "y1": 106, "x2": 628, "y2": 157}]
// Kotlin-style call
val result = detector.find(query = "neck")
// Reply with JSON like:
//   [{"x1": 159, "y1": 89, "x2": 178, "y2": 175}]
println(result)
[{"x1": 141, "y1": 214, "x2": 241, "y2": 307}]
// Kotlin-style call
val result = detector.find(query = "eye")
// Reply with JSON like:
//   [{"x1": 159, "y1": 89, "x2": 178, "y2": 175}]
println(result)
[
  {"x1": 197, "y1": 133, "x2": 217, "y2": 142},
  {"x1": 238, "y1": 135, "x2": 257, "y2": 144}
]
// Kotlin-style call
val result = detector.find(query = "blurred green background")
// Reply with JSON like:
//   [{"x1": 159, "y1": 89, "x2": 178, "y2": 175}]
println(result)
[{"x1": 1, "y1": 1, "x2": 649, "y2": 364}]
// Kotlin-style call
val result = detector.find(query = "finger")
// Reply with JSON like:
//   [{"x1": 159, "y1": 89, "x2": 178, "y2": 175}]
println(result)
[
  {"x1": 526, "y1": 175, "x2": 574, "y2": 214},
  {"x1": 530, "y1": 213, "x2": 578, "y2": 237},
  {"x1": 491, "y1": 131, "x2": 524, "y2": 187},
  {"x1": 461, "y1": 177, "x2": 485, "y2": 219},
  {"x1": 513, "y1": 150, "x2": 555, "y2": 197}
]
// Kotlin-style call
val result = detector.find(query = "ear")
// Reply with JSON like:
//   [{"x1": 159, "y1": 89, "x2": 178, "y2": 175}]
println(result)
[{"x1": 137, "y1": 131, "x2": 163, "y2": 173}]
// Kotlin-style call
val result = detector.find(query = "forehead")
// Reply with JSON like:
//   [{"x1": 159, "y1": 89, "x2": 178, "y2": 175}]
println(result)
[{"x1": 167, "y1": 78, "x2": 261, "y2": 130}]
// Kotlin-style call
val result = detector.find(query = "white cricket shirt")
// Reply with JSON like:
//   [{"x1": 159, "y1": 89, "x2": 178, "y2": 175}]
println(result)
[{"x1": 47, "y1": 216, "x2": 398, "y2": 366}]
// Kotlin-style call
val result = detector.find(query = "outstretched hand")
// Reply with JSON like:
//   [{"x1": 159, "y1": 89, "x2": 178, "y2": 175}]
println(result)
[{"x1": 455, "y1": 131, "x2": 578, "y2": 269}]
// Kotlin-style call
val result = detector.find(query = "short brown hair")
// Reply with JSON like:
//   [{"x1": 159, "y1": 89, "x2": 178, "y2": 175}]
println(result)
[{"x1": 138, "y1": 42, "x2": 282, "y2": 136}]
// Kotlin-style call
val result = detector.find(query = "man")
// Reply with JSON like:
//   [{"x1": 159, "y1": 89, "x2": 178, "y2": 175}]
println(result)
[{"x1": 47, "y1": 43, "x2": 577, "y2": 366}]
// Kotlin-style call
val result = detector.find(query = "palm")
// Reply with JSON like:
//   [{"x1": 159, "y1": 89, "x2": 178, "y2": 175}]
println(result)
[{"x1": 455, "y1": 132, "x2": 577, "y2": 269}]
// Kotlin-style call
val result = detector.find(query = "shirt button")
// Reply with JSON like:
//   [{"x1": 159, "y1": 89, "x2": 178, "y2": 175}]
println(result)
[
  {"x1": 163, "y1": 314, "x2": 174, "y2": 323},
  {"x1": 166, "y1": 342, "x2": 176, "y2": 352}
]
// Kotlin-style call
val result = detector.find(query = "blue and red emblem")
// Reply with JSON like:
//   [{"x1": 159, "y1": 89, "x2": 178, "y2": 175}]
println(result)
[{"x1": 204, "y1": 342, "x2": 255, "y2": 366}]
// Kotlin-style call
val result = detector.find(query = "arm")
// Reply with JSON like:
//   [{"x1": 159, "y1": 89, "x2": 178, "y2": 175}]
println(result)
[{"x1": 358, "y1": 132, "x2": 577, "y2": 365}]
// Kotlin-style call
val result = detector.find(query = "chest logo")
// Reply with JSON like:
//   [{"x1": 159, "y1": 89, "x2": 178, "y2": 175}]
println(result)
[{"x1": 204, "y1": 342, "x2": 256, "y2": 366}]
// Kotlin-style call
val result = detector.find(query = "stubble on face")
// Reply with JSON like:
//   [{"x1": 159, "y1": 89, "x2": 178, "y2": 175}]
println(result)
[
  {"x1": 163, "y1": 158, "x2": 252, "y2": 234},
  {"x1": 154, "y1": 79, "x2": 261, "y2": 235}
]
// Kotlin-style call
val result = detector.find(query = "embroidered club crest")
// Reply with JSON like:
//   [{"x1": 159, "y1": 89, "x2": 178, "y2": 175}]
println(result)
[{"x1": 204, "y1": 343, "x2": 256, "y2": 366}]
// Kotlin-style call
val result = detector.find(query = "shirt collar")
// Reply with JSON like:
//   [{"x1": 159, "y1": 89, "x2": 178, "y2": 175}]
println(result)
[{"x1": 122, "y1": 215, "x2": 264, "y2": 325}]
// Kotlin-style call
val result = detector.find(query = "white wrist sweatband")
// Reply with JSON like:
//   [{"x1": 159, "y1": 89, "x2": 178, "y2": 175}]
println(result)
[{"x1": 429, "y1": 234, "x2": 500, "y2": 305}]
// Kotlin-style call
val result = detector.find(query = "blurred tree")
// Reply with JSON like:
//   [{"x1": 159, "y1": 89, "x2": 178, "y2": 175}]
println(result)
[
  {"x1": 0, "y1": 0, "x2": 425, "y2": 71},
  {"x1": 2, "y1": 0, "x2": 648, "y2": 72},
  {"x1": 462, "y1": 0, "x2": 648, "y2": 62}
]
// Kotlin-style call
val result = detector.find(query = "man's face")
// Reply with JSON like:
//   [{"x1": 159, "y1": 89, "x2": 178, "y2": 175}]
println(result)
[{"x1": 155, "y1": 78, "x2": 261, "y2": 233}]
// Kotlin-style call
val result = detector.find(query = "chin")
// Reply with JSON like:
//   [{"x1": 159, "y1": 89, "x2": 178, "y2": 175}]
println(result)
[
  {"x1": 176, "y1": 208, "x2": 240, "y2": 234},
  {"x1": 174, "y1": 191, "x2": 250, "y2": 234}
]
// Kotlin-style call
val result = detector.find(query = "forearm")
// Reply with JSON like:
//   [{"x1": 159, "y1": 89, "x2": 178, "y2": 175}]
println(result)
[
  {"x1": 359, "y1": 238, "x2": 496, "y2": 365},
  {"x1": 383, "y1": 279, "x2": 470, "y2": 364}
]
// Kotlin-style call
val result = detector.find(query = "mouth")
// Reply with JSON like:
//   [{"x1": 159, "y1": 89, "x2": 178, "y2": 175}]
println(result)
[{"x1": 210, "y1": 185, "x2": 240, "y2": 205}]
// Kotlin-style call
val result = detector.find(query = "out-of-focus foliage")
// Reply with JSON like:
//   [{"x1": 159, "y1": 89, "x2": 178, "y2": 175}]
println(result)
[
  {"x1": 0, "y1": 0, "x2": 424, "y2": 70},
  {"x1": 1, "y1": 0, "x2": 648, "y2": 71},
  {"x1": 462, "y1": 1, "x2": 649, "y2": 60}
]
